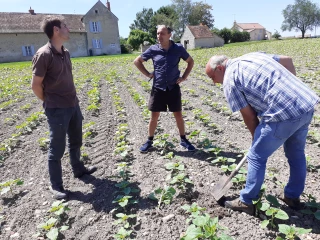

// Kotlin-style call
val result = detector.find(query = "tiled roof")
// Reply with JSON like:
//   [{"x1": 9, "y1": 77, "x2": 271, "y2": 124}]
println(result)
[
  {"x1": 187, "y1": 25, "x2": 213, "y2": 38},
  {"x1": 0, "y1": 12, "x2": 86, "y2": 33},
  {"x1": 235, "y1": 23, "x2": 265, "y2": 30}
]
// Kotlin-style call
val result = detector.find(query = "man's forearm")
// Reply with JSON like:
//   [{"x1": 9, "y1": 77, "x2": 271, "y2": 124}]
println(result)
[
  {"x1": 134, "y1": 59, "x2": 152, "y2": 78},
  {"x1": 181, "y1": 62, "x2": 194, "y2": 80},
  {"x1": 243, "y1": 117, "x2": 259, "y2": 138},
  {"x1": 32, "y1": 85, "x2": 44, "y2": 101}
]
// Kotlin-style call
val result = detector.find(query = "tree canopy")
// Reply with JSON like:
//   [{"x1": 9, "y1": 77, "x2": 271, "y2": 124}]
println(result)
[
  {"x1": 129, "y1": 8, "x2": 154, "y2": 34},
  {"x1": 281, "y1": 0, "x2": 320, "y2": 38},
  {"x1": 127, "y1": 29, "x2": 155, "y2": 50}
]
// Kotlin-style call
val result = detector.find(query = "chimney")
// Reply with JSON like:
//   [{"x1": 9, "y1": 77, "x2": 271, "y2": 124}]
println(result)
[
  {"x1": 106, "y1": 0, "x2": 111, "y2": 11},
  {"x1": 29, "y1": 7, "x2": 35, "y2": 15}
]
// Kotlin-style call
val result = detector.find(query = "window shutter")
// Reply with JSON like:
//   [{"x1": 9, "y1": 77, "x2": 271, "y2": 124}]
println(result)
[
  {"x1": 21, "y1": 46, "x2": 27, "y2": 56},
  {"x1": 89, "y1": 21, "x2": 93, "y2": 32},
  {"x1": 98, "y1": 21, "x2": 102, "y2": 32},
  {"x1": 92, "y1": 39, "x2": 96, "y2": 48},
  {"x1": 31, "y1": 45, "x2": 35, "y2": 55},
  {"x1": 99, "y1": 39, "x2": 103, "y2": 49}
]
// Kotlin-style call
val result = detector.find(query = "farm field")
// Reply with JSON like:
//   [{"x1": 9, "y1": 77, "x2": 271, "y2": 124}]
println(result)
[{"x1": 0, "y1": 38, "x2": 320, "y2": 240}]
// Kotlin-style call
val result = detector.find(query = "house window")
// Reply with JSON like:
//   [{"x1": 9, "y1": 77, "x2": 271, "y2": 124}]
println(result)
[
  {"x1": 92, "y1": 39, "x2": 102, "y2": 49},
  {"x1": 92, "y1": 22, "x2": 98, "y2": 32},
  {"x1": 22, "y1": 45, "x2": 34, "y2": 56},
  {"x1": 95, "y1": 10, "x2": 98, "y2": 14}
]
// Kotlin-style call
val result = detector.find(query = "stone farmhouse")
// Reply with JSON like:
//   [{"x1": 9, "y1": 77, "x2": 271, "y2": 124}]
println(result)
[
  {"x1": 180, "y1": 24, "x2": 224, "y2": 50},
  {"x1": 0, "y1": 0, "x2": 120, "y2": 63},
  {"x1": 232, "y1": 21, "x2": 270, "y2": 41}
]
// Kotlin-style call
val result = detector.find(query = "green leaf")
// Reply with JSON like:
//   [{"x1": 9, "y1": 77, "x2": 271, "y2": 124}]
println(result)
[
  {"x1": 193, "y1": 215, "x2": 209, "y2": 227},
  {"x1": 278, "y1": 224, "x2": 291, "y2": 234},
  {"x1": 260, "y1": 202, "x2": 270, "y2": 211},
  {"x1": 260, "y1": 220, "x2": 269, "y2": 228},
  {"x1": 296, "y1": 227, "x2": 312, "y2": 234},
  {"x1": 51, "y1": 200, "x2": 63, "y2": 207},
  {"x1": 275, "y1": 210, "x2": 289, "y2": 220},
  {"x1": 46, "y1": 227, "x2": 59, "y2": 240},
  {"x1": 275, "y1": 236, "x2": 284, "y2": 240},
  {"x1": 60, "y1": 226, "x2": 69, "y2": 231},
  {"x1": 148, "y1": 193, "x2": 158, "y2": 201},
  {"x1": 314, "y1": 211, "x2": 320, "y2": 220},
  {"x1": 266, "y1": 194, "x2": 280, "y2": 207},
  {"x1": 300, "y1": 209, "x2": 314, "y2": 214},
  {"x1": 183, "y1": 224, "x2": 203, "y2": 240}
]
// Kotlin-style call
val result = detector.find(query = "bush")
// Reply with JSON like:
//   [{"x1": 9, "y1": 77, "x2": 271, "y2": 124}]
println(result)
[
  {"x1": 121, "y1": 44, "x2": 132, "y2": 54},
  {"x1": 230, "y1": 30, "x2": 250, "y2": 43}
]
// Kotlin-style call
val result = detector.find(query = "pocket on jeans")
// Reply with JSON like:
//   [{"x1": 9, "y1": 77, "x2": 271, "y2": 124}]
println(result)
[
  {"x1": 45, "y1": 108, "x2": 65, "y2": 125},
  {"x1": 274, "y1": 118, "x2": 301, "y2": 140}
]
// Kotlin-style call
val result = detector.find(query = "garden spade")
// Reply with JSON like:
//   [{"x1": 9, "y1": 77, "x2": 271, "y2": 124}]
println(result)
[{"x1": 212, "y1": 155, "x2": 247, "y2": 201}]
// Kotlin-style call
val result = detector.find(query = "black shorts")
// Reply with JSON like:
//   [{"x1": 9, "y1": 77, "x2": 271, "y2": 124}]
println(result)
[{"x1": 148, "y1": 85, "x2": 182, "y2": 112}]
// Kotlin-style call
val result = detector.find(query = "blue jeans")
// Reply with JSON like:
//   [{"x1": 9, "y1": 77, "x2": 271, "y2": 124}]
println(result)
[
  {"x1": 45, "y1": 105, "x2": 85, "y2": 189},
  {"x1": 240, "y1": 110, "x2": 314, "y2": 204}
]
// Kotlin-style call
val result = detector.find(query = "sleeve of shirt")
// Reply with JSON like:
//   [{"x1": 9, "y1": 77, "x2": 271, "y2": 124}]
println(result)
[
  {"x1": 32, "y1": 52, "x2": 48, "y2": 77},
  {"x1": 266, "y1": 53, "x2": 280, "y2": 62},
  {"x1": 179, "y1": 45, "x2": 190, "y2": 61},
  {"x1": 223, "y1": 70, "x2": 248, "y2": 112},
  {"x1": 140, "y1": 46, "x2": 153, "y2": 61}
]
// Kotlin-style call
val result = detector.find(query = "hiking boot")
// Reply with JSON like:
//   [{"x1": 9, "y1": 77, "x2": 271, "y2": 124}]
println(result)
[
  {"x1": 180, "y1": 138, "x2": 196, "y2": 152},
  {"x1": 74, "y1": 166, "x2": 97, "y2": 178},
  {"x1": 225, "y1": 198, "x2": 255, "y2": 215},
  {"x1": 139, "y1": 140, "x2": 153, "y2": 153},
  {"x1": 275, "y1": 191, "x2": 304, "y2": 210},
  {"x1": 50, "y1": 186, "x2": 68, "y2": 200}
]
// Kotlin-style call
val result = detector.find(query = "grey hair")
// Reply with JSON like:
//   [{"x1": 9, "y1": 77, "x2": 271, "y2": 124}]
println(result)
[{"x1": 208, "y1": 55, "x2": 228, "y2": 70}]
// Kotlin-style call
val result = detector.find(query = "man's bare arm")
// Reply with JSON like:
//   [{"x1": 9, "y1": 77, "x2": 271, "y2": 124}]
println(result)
[
  {"x1": 240, "y1": 105, "x2": 259, "y2": 138},
  {"x1": 177, "y1": 56, "x2": 194, "y2": 84},
  {"x1": 133, "y1": 56, "x2": 153, "y2": 78},
  {"x1": 31, "y1": 75, "x2": 45, "y2": 101},
  {"x1": 279, "y1": 55, "x2": 296, "y2": 76}
]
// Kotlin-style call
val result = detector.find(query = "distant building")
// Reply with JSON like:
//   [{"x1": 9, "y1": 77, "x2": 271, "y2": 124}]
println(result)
[
  {"x1": 232, "y1": 21, "x2": 269, "y2": 41},
  {"x1": 180, "y1": 24, "x2": 224, "y2": 49},
  {"x1": 0, "y1": 0, "x2": 120, "y2": 63}
]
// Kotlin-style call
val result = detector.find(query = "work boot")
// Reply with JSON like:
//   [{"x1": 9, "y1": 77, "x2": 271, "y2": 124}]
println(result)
[
  {"x1": 50, "y1": 186, "x2": 68, "y2": 200},
  {"x1": 225, "y1": 198, "x2": 255, "y2": 215},
  {"x1": 74, "y1": 166, "x2": 97, "y2": 178},
  {"x1": 180, "y1": 138, "x2": 196, "y2": 152},
  {"x1": 275, "y1": 191, "x2": 305, "y2": 210},
  {"x1": 139, "y1": 140, "x2": 153, "y2": 153}
]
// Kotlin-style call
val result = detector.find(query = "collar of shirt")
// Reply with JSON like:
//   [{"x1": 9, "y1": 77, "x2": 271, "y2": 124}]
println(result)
[{"x1": 47, "y1": 41, "x2": 66, "y2": 55}]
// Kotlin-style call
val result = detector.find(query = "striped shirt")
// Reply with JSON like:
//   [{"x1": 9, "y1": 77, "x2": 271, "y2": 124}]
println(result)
[{"x1": 223, "y1": 52, "x2": 319, "y2": 122}]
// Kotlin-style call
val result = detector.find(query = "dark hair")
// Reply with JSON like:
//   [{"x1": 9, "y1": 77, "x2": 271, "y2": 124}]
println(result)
[
  {"x1": 157, "y1": 25, "x2": 173, "y2": 34},
  {"x1": 41, "y1": 16, "x2": 64, "y2": 39}
]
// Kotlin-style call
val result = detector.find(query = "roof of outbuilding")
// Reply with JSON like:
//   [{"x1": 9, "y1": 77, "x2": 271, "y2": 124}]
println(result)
[
  {"x1": 235, "y1": 23, "x2": 265, "y2": 30},
  {"x1": 187, "y1": 25, "x2": 213, "y2": 38},
  {"x1": 0, "y1": 12, "x2": 86, "y2": 33}
]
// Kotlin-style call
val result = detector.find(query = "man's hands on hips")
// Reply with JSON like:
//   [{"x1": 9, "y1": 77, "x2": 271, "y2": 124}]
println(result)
[{"x1": 176, "y1": 77, "x2": 185, "y2": 84}]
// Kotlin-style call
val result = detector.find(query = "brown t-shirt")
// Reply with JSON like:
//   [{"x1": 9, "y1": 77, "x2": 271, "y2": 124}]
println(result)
[{"x1": 32, "y1": 41, "x2": 79, "y2": 108}]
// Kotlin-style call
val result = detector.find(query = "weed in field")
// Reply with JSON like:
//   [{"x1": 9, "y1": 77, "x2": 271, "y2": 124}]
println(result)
[
  {"x1": 276, "y1": 224, "x2": 312, "y2": 240},
  {"x1": 38, "y1": 137, "x2": 50, "y2": 150},
  {"x1": 0, "y1": 178, "x2": 23, "y2": 196},
  {"x1": 149, "y1": 186, "x2": 176, "y2": 209}
]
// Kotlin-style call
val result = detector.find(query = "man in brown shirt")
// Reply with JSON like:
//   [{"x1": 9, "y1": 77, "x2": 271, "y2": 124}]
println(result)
[{"x1": 32, "y1": 17, "x2": 97, "y2": 200}]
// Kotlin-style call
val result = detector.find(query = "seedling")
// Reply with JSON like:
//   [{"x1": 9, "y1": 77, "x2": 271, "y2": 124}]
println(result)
[
  {"x1": 0, "y1": 178, "x2": 23, "y2": 196},
  {"x1": 169, "y1": 173, "x2": 193, "y2": 190},
  {"x1": 220, "y1": 163, "x2": 237, "y2": 173},
  {"x1": 153, "y1": 134, "x2": 175, "y2": 155},
  {"x1": 300, "y1": 196, "x2": 320, "y2": 220},
  {"x1": 276, "y1": 224, "x2": 312, "y2": 240},
  {"x1": 38, "y1": 137, "x2": 50, "y2": 150},
  {"x1": 114, "y1": 213, "x2": 137, "y2": 229},
  {"x1": 114, "y1": 227, "x2": 132, "y2": 240},
  {"x1": 112, "y1": 195, "x2": 138, "y2": 209},
  {"x1": 115, "y1": 181, "x2": 140, "y2": 195},
  {"x1": 181, "y1": 203, "x2": 206, "y2": 223},
  {"x1": 149, "y1": 186, "x2": 176, "y2": 209},
  {"x1": 165, "y1": 162, "x2": 185, "y2": 172},
  {"x1": 211, "y1": 156, "x2": 236, "y2": 165}
]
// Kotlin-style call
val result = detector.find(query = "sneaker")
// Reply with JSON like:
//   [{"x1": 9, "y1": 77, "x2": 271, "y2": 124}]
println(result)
[
  {"x1": 180, "y1": 138, "x2": 196, "y2": 152},
  {"x1": 275, "y1": 191, "x2": 304, "y2": 210},
  {"x1": 74, "y1": 166, "x2": 97, "y2": 178},
  {"x1": 50, "y1": 186, "x2": 68, "y2": 200},
  {"x1": 225, "y1": 198, "x2": 255, "y2": 215},
  {"x1": 139, "y1": 140, "x2": 153, "y2": 153}
]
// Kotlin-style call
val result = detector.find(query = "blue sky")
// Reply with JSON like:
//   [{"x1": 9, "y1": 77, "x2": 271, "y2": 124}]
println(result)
[{"x1": 1, "y1": 0, "x2": 319, "y2": 38}]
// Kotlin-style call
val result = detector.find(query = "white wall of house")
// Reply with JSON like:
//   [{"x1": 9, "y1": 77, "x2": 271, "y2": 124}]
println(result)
[
  {"x1": 194, "y1": 38, "x2": 214, "y2": 48},
  {"x1": 180, "y1": 27, "x2": 195, "y2": 49},
  {"x1": 0, "y1": 33, "x2": 88, "y2": 63},
  {"x1": 249, "y1": 29, "x2": 266, "y2": 41}
]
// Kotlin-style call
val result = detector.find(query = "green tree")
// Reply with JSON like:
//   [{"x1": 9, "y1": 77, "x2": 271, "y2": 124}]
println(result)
[
  {"x1": 272, "y1": 30, "x2": 281, "y2": 39},
  {"x1": 281, "y1": 0, "x2": 320, "y2": 38},
  {"x1": 150, "y1": 6, "x2": 178, "y2": 39},
  {"x1": 230, "y1": 30, "x2": 250, "y2": 43},
  {"x1": 127, "y1": 29, "x2": 155, "y2": 50},
  {"x1": 130, "y1": 8, "x2": 154, "y2": 34},
  {"x1": 218, "y1": 28, "x2": 232, "y2": 44},
  {"x1": 189, "y1": 1, "x2": 214, "y2": 29},
  {"x1": 171, "y1": 0, "x2": 192, "y2": 39}
]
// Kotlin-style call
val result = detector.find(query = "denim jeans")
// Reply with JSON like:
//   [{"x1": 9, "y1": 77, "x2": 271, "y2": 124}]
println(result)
[
  {"x1": 240, "y1": 110, "x2": 314, "y2": 204},
  {"x1": 45, "y1": 105, "x2": 85, "y2": 189}
]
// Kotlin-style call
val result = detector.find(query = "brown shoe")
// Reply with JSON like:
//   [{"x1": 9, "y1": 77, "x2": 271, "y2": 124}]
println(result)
[
  {"x1": 225, "y1": 198, "x2": 255, "y2": 215},
  {"x1": 276, "y1": 192, "x2": 304, "y2": 210}
]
